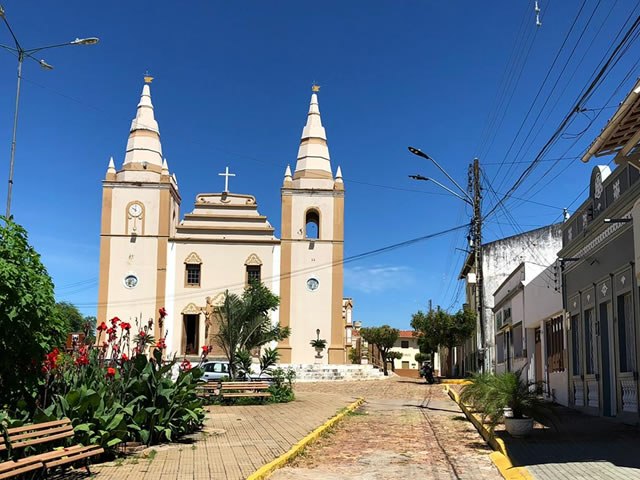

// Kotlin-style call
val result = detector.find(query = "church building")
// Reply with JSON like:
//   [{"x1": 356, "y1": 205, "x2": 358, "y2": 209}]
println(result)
[{"x1": 97, "y1": 78, "x2": 349, "y2": 364}]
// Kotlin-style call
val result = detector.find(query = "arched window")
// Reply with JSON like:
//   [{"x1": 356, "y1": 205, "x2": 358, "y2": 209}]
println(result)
[{"x1": 305, "y1": 209, "x2": 320, "y2": 239}]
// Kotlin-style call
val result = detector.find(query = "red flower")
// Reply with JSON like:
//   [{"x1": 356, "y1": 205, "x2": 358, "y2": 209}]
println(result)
[
  {"x1": 97, "y1": 322, "x2": 108, "y2": 332},
  {"x1": 180, "y1": 358, "x2": 192, "y2": 372},
  {"x1": 139, "y1": 331, "x2": 146, "y2": 337},
  {"x1": 107, "y1": 327, "x2": 116, "y2": 336},
  {"x1": 159, "y1": 307, "x2": 167, "y2": 318},
  {"x1": 202, "y1": 345, "x2": 209, "y2": 354},
  {"x1": 42, "y1": 348, "x2": 61, "y2": 373},
  {"x1": 155, "y1": 338, "x2": 166, "y2": 349},
  {"x1": 110, "y1": 316, "x2": 120, "y2": 326},
  {"x1": 121, "y1": 353, "x2": 129, "y2": 362},
  {"x1": 112, "y1": 344, "x2": 120, "y2": 352},
  {"x1": 120, "y1": 322, "x2": 131, "y2": 331},
  {"x1": 106, "y1": 367, "x2": 116, "y2": 378},
  {"x1": 75, "y1": 353, "x2": 89, "y2": 367}
]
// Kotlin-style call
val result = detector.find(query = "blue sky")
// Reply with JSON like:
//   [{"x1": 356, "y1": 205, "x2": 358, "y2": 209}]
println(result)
[{"x1": 0, "y1": 1, "x2": 638, "y2": 329}]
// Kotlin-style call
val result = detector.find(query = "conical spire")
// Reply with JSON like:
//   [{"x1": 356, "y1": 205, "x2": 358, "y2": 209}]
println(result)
[
  {"x1": 283, "y1": 164, "x2": 292, "y2": 186},
  {"x1": 293, "y1": 89, "x2": 333, "y2": 183},
  {"x1": 122, "y1": 80, "x2": 163, "y2": 169},
  {"x1": 162, "y1": 158, "x2": 169, "y2": 175},
  {"x1": 105, "y1": 156, "x2": 116, "y2": 180}
]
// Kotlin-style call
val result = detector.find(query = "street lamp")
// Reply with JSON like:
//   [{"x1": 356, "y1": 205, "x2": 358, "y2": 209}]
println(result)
[
  {"x1": 0, "y1": 5, "x2": 99, "y2": 218},
  {"x1": 408, "y1": 174, "x2": 473, "y2": 205},
  {"x1": 408, "y1": 147, "x2": 473, "y2": 204},
  {"x1": 408, "y1": 145, "x2": 485, "y2": 373}
]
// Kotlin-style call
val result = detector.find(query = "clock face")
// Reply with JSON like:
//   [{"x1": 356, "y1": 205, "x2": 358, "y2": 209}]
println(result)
[
  {"x1": 129, "y1": 203, "x2": 142, "y2": 217},
  {"x1": 306, "y1": 277, "x2": 319, "y2": 291},
  {"x1": 124, "y1": 274, "x2": 138, "y2": 289}
]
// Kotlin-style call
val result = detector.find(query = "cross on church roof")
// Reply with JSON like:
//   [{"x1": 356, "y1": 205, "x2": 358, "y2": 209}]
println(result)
[{"x1": 218, "y1": 166, "x2": 236, "y2": 193}]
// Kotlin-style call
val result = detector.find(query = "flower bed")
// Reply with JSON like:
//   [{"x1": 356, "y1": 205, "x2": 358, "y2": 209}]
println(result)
[{"x1": 1, "y1": 309, "x2": 205, "y2": 456}]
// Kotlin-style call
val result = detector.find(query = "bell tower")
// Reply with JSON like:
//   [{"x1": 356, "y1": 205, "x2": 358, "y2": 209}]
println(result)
[
  {"x1": 97, "y1": 76, "x2": 180, "y2": 338},
  {"x1": 279, "y1": 87, "x2": 345, "y2": 364}
]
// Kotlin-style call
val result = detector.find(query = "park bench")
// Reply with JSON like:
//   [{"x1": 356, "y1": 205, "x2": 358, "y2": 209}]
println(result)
[
  {"x1": 219, "y1": 381, "x2": 271, "y2": 400},
  {"x1": 196, "y1": 382, "x2": 219, "y2": 399},
  {"x1": 0, "y1": 418, "x2": 104, "y2": 479}
]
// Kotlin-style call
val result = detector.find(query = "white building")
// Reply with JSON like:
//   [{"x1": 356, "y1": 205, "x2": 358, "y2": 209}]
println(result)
[
  {"x1": 97, "y1": 78, "x2": 349, "y2": 364},
  {"x1": 493, "y1": 262, "x2": 568, "y2": 406},
  {"x1": 458, "y1": 224, "x2": 563, "y2": 375}
]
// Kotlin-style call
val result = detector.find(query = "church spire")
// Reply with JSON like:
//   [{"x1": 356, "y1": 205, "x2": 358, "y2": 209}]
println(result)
[
  {"x1": 293, "y1": 86, "x2": 333, "y2": 184},
  {"x1": 122, "y1": 77, "x2": 163, "y2": 170}
]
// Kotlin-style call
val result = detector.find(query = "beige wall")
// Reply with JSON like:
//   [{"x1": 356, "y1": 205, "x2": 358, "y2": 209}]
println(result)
[
  {"x1": 98, "y1": 181, "x2": 179, "y2": 339},
  {"x1": 281, "y1": 189, "x2": 345, "y2": 364},
  {"x1": 165, "y1": 241, "x2": 280, "y2": 357}
]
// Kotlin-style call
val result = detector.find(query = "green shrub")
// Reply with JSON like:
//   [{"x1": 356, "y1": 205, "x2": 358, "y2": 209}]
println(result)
[{"x1": 267, "y1": 367, "x2": 296, "y2": 403}]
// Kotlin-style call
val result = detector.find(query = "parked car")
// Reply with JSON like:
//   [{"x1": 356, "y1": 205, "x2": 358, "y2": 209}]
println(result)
[{"x1": 200, "y1": 361, "x2": 230, "y2": 382}]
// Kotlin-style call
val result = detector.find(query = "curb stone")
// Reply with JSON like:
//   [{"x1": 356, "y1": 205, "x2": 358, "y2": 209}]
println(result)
[
  {"x1": 444, "y1": 385, "x2": 534, "y2": 480},
  {"x1": 246, "y1": 397, "x2": 365, "y2": 480}
]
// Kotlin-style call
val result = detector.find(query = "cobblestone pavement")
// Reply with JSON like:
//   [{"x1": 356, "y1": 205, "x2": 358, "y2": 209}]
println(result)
[
  {"x1": 271, "y1": 378, "x2": 502, "y2": 480},
  {"x1": 90, "y1": 390, "x2": 354, "y2": 480}
]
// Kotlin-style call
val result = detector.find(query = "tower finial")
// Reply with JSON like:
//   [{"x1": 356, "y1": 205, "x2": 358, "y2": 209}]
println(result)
[
  {"x1": 144, "y1": 71, "x2": 154, "y2": 84},
  {"x1": 312, "y1": 83, "x2": 320, "y2": 93}
]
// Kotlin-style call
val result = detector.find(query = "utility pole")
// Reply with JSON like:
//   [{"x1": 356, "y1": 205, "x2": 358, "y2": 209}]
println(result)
[{"x1": 471, "y1": 158, "x2": 485, "y2": 372}]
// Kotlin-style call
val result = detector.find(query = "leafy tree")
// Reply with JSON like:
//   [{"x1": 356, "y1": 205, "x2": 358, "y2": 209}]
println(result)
[
  {"x1": 214, "y1": 282, "x2": 289, "y2": 379},
  {"x1": 411, "y1": 310, "x2": 438, "y2": 354},
  {"x1": 386, "y1": 351, "x2": 403, "y2": 372},
  {"x1": 360, "y1": 325, "x2": 399, "y2": 376},
  {"x1": 53, "y1": 301, "x2": 84, "y2": 333},
  {"x1": 411, "y1": 307, "x2": 475, "y2": 376},
  {"x1": 0, "y1": 217, "x2": 67, "y2": 409}
]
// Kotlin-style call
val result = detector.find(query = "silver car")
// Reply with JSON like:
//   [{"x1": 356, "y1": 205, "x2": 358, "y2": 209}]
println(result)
[{"x1": 200, "y1": 361, "x2": 230, "y2": 382}]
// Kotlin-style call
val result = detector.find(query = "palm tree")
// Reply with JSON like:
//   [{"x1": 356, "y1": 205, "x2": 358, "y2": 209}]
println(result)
[{"x1": 214, "y1": 282, "x2": 289, "y2": 379}]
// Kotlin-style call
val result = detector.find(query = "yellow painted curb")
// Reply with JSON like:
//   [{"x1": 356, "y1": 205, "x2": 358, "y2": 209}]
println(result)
[
  {"x1": 444, "y1": 385, "x2": 534, "y2": 480},
  {"x1": 246, "y1": 397, "x2": 365, "y2": 480},
  {"x1": 440, "y1": 379, "x2": 472, "y2": 385}
]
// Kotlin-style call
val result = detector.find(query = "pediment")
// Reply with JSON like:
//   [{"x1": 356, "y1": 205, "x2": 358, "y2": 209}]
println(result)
[
  {"x1": 181, "y1": 302, "x2": 201, "y2": 315},
  {"x1": 184, "y1": 252, "x2": 203, "y2": 264},
  {"x1": 244, "y1": 253, "x2": 263, "y2": 266}
]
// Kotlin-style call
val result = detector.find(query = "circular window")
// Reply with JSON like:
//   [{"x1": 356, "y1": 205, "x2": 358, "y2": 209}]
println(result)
[
  {"x1": 306, "y1": 277, "x2": 319, "y2": 292},
  {"x1": 124, "y1": 274, "x2": 138, "y2": 289}
]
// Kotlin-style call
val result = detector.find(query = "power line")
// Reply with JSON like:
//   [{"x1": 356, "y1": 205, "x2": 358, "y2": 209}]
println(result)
[
  {"x1": 485, "y1": 11, "x2": 640, "y2": 220},
  {"x1": 72, "y1": 223, "x2": 469, "y2": 309}
]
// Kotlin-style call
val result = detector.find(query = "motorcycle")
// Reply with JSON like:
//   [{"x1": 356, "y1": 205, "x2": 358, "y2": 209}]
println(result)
[{"x1": 420, "y1": 364, "x2": 435, "y2": 384}]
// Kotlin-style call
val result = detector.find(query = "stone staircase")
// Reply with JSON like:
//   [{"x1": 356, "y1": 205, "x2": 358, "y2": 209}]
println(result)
[{"x1": 278, "y1": 363, "x2": 388, "y2": 382}]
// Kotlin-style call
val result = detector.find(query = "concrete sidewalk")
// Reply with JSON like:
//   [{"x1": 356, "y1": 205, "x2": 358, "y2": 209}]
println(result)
[
  {"x1": 90, "y1": 390, "x2": 356, "y2": 480},
  {"x1": 499, "y1": 405, "x2": 640, "y2": 479}
]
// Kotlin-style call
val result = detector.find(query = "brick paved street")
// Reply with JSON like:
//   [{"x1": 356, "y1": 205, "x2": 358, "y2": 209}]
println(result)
[
  {"x1": 84, "y1": 377, "x2": 501, "y2": 480},
  {"x1": 272, "y1": 378, "x2": 501, "y2": 480}
]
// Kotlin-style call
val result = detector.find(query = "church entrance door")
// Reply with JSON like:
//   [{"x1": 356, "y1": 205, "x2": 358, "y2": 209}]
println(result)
[{"x1": 183, "y1": 314, "x2": 200, "y2": 355}]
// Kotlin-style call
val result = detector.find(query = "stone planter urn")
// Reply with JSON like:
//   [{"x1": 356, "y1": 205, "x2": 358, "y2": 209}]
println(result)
[{"x1": 504, "y1": 417, "x2": 533, "y2": 437}]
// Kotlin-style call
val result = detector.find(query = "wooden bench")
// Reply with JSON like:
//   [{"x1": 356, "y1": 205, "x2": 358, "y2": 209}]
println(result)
[
  {"x1": 196, "y1": 382, "x2": 219, "y2": 399},
  {"x1": 219, "y1": 381, "x2": 271, "y2": 400},
  {"x1": 0, "y1": 418, "x2": 104, "y2": 478}
]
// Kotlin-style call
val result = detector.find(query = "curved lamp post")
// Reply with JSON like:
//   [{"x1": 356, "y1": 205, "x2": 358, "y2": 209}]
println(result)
[{"x1": 0, "y1": 5, "x2": 99, "y2": 218}]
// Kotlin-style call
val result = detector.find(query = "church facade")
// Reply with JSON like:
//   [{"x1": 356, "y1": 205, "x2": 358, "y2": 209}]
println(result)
[{"x1": 97, "y1": 79, "x2": 349, "y2": 364}]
